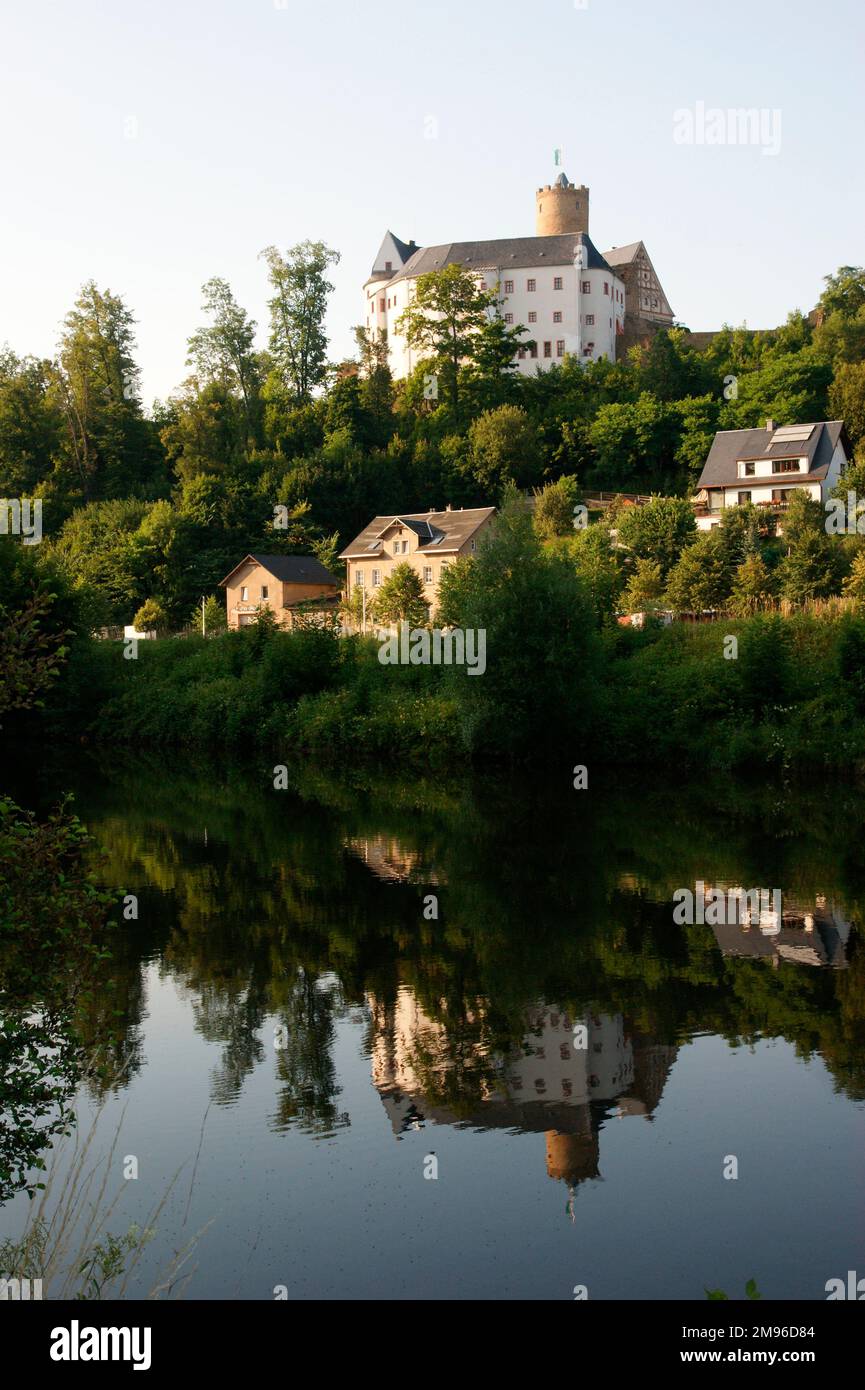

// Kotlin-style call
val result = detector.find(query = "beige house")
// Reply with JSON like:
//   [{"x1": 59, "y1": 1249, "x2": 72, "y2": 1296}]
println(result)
[
  {"x1": 219, "y1": 553, "x2": 340, "y2": 629},
  {"x1": 340, "y1": 506, "x2": 495, "y2": 617}
]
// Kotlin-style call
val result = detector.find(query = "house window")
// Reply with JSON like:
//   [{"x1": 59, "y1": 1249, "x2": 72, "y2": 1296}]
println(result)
[
  {"x1": 585, "y1": 313, "x2": 595, "y2": 326},
  {"x1": 355, "y1": 571, "x2": 364, "y2": 587},
  {"x1": 504, "y1": 312, "x2": 513, "y2": 323},
  {"x1": 741, "y1": 460, "x2": 756, "y2": 476},
  {"x1": 527, "y1": 278, "x2": 536, "y2": 292},
  {"x1": 372, "y1": 569, "x2": 381, "y2": 587},
  {"x1": 530, "y1": 343, "x2": 538, "y2": 358},
  {"x1": 528, "y1": 310, "x2": 537, "y2": 323},
  {"x1": 553, "y1": 311, "x2": 562, "y2": 323},
  {"x1": 738, "y1": 491, "x2": 752, "y2": 505},
  {"x1": 557, "y1": 339, "x2": 565, "y2": 357},
  {"x1": 582, "y1": 280, "x2": 591, "y2": 293},
  {"x1": 554, "y1": 276, "x2": 563, "y2": 290},
  {"x1": 518, "y1": 347, "x2": 526, "y2": 359},
  {"x1": 774, "y1": 459, "x2": 801, "y2": 473},
  {"x1": 504, "y1": 278, "x2": 514, "y2": 293},
  {"x1": 402, "y1": 540, "x2": 409, "y2": 553},
  {"x1": 423, "y1": 566, "x2": 433, "y2": 584},
  {"x1": 240, "y1": 586, "x2": 248, "y2": 601},
  {"x1": 603, "y1": 282, "x2": 609, "y2": 295},
  {"x1": 544, "y1": 341, "x2": 552, "y2": 357},
  {"x1": 385, "y1": 261, "x2": 392, "y2": 272},
  {"x1": 261, "y1": 586, "x2": 269, "y2": 600},
  {"x1": 393, "y1": 542, "x2": 400, "y2": 554},
  {"x1": 470, "y1": 539, "x2": 476, "y2": 551}
]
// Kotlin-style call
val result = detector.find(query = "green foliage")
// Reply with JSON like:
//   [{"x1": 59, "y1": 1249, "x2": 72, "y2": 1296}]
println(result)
[
  {"x1": 665, "y1": 530, "x2": 733, "y2": 612},
  {"x1": 371, "y1": 562, "x2": 430, "y2": 626},
  {"x1": 616, "y1": 496, "x2": 697, "y2": 576},
  {"x1": 533, "y1": 475, "x2": 579, "y2": 539},
  {"x1": 621, "y1": 558, "x2": 665, "y2": 613}
]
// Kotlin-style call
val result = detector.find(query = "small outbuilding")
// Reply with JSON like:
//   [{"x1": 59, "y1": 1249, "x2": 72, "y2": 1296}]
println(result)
[{"x1": 219, "y1": 554, "x2": 341, "y2": 629}]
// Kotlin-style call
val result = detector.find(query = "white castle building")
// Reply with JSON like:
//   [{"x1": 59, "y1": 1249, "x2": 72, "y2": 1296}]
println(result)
[{"x1": 363, "y1": 173, "x2": 674, "y2": 379}]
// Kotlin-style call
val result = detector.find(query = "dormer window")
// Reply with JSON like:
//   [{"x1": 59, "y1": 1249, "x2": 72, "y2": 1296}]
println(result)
[
  {"x1": 385, "y1": 261, "x2": 392, "y2": 272},
  {"x1": 739, "y1": 460, "x2": 756, "y2": 477},
  {"x1": 773, "y1": 458, "x2": 802, "y2": 474}
]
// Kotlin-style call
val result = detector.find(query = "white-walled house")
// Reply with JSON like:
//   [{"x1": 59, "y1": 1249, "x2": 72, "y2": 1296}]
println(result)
[{"x1": 693, "y1": 420, "x2": 852, "y2": 530}]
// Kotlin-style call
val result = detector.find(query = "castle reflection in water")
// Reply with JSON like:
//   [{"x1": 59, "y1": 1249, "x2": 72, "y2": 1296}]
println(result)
[{"x1": 367, "y1": 991, "x2": 677, "y2": 1189}]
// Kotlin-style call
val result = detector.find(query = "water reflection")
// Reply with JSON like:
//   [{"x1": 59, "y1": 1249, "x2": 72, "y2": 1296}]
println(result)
[{"x1": 5, "y1": 751, "x2": 865, "y2": 1201}]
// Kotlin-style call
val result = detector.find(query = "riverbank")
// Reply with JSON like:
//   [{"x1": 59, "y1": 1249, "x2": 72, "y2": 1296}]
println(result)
[{"x1": 38, "y1": 605, "x2": 865, "y2": 773}]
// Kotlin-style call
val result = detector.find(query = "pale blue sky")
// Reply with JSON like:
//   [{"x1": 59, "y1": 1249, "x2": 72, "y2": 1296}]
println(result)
[{"x1": 1, "y1": 0, "x2": 863, "y2": 406}]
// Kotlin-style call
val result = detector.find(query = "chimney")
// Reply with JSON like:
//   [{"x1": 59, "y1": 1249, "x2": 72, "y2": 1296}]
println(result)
[{"x1": 766, "y1": 419, "x2": 775, "y2": 433}]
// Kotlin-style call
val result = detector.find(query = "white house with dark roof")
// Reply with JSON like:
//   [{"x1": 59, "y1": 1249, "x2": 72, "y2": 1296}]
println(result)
[
  {"x1": 340, "y1": 506, "x2": 495, "y2": 616},
  {"x1": 364, "y1": 173, "x2": 633, "y2": 379},
  {"x1": 693, "y1": 420, "x2": 852, "y2": 530}
]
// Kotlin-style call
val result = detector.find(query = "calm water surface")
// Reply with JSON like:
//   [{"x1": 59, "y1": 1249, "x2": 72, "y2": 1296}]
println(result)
[{"x1": 3, "y1": 755, "x2": 864, "y2": 1300}]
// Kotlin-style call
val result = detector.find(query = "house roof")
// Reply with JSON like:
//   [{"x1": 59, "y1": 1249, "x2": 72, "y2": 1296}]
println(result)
[
  {"x1": 340, "y1": 507, "x2": 495, "y2": 560},
  {"x1": 696, "y1": 421, "x2": 848, "y2": 490},
  {"x1": 384, "y1": 231, "x2": 614, "y2": 284},
  {"x1": 601, "y1": 241, "x2": 644, "y2": 266},
  {"x1": 218, "y1": 554, "x2": 341, "y2": 588}
]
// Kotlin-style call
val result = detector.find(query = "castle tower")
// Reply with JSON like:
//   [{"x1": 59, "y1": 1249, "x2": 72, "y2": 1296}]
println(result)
[{"x1": 535, "y1": 173, "x2": 589, "y2": 236}]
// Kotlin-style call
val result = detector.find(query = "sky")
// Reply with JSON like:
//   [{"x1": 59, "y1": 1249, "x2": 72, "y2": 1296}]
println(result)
[{"x1": 1, "y1": 0, "x2": 863, "y2": 407}]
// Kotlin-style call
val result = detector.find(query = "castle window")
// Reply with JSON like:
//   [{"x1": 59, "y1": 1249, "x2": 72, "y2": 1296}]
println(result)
[
  {"x1": 528, "y1": 310, "x2": 537, "y2": 323},
  {"x1": 557, "y1": 340, "x2": 565, "y2": 357},
  {"x1": 379, "y1": 298, "x2": 385, "y2": 311},
  {"x1": 504, "y1": 312, "x2": 513, "y2": 323},
  {"x1": 504, "y1": 279, "x2": 514, "y2": 294},
  {"x1": 554, "y1": 276, "x2": 563, "y2": 290},
  {"x1": 582, "y1": 280, "x2": 591, "y2": 293},
  {"x1": 517, "y1": 348, "x2": 526, "y2": 359},
  {"x1": 553, "y1": 311, "x2": 562, "y2": 323},
  {"x1": 585, "y1": 313, "x2": 595, "y2": 326},
  {"x1": 527, "y1": 278, "x2": 536, "y2": 292},
  {"x1": 530, "y1": 343, "x2": 538, "y2": 359},
  {"x1": 604, "y1": 282, "x2": 609, "y2": 295},
  {"x1": 544, "y1": 341, "x2": 552, "y2": 358}
]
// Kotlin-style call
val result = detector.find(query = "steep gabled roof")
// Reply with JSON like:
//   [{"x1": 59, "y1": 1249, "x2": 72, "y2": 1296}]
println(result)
[
  {"x1": 368, "y1": 230, "x2": 419, "y2": 280},
  {"x1": 387, "y1": 231, "x2": 614, "y2": 284},
  {"x1": 219, "y1": 554, "x2": 341, "y2": 588},
  {"x1": 696, "y1": 421, "x2": 848, "y2": 490},
  {"x1": 340, "y1": 507, "x2": 495, "y2": 559}
]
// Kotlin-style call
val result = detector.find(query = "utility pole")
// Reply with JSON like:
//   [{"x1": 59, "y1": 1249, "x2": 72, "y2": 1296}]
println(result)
[{"x1": 201, "y1": 595, "x2": 206, "y2": 637}]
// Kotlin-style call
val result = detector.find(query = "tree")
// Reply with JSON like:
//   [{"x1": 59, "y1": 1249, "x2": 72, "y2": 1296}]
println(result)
[
  {"x1": 665, "y1": 530, "x2": 733, "y2": 612},
  {"x1": 842, "y1": 550, "x2": 865, "y2": 607},
  {"x1": 621, "y1": 558, "x2": 665, "y2": 613},
  {"x1": 432, "y1": 492, "x2": 602, "y2": 757},
  {"x1": 533, "y1": 476, "x2": 579, "y2": 540},
  {"x1": 566, "y1": 524, "x2": 623, "y2": 622},
  {"x1": 186, "y1": 278, "x2": 261, "y2": 453},
  {"x1": 194, "y1": 594, "x2": 227, "y2": 634},
  {"x1": 829, "y1": 362, "x2": 865, "y2": 452},
  {"x1": 779, "y1": 531, "x2": 843, "y2": 603},
  {"x1": 57, "y1": 282, "x2": 160, "y2": 501},
  {"x1": 261, "y1": 241, "x2": 341, "y2": 405},
  {"x1": 616, "y1": 496, "x2": 696, "y2": 576},
  {"x1": 819, "y1": 266, "x2": 865, "y2": 320},
  {"x1": 729, "y1": 554, "x2": 776, "y2": 616},
  {"x1": 468, "y1": 405, "x2": 541, "y2": 496},
  {"x1": 372, "y1": 563, "x2": 430, "y2": 627},
  {"x1": 395, "y1": 264, "x2": 522, "y2": 420},
  {"x1": 133, "y1": 596, "x2": 169, "y2": 633}
]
